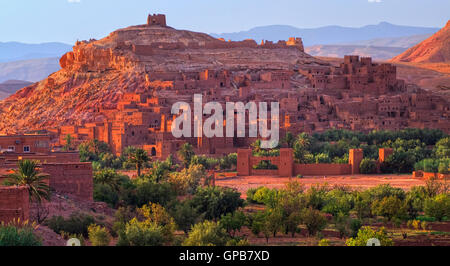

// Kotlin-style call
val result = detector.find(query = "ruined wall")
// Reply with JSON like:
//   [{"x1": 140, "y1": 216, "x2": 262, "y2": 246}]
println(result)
[
  {"x1": 0, "y1": 186, "x2": 29, "y2": 223},
  {"x1": 42, "y1": 163, "x2": 93, "y2": 201}
]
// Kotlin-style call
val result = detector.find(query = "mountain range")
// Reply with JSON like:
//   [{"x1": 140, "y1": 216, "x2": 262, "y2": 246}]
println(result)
[{"x1": 211, "y1": 22, "x2": 439, "y2": 46}]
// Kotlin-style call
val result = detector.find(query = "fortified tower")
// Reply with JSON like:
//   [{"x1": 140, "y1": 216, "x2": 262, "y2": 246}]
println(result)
[{"x1": 147, "y1": 14, "x2": 167, "y2": 27}]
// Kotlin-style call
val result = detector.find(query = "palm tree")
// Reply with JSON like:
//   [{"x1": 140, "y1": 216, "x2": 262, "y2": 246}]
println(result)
[
  {"x1": 94, "y1": 168, "x2": 121, "y2": 192},
  {"x1": 177, "y1": 143, "x2": 194, "y2": 168},
  {"x1": 3, "y1": 160, "x2": 50, "y2": 203},
  {"x1": 125, "y1": 147, "x2": 149, "y2": 177}
]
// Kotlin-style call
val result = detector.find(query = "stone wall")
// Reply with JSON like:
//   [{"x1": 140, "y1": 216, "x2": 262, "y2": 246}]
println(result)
[{"x1": 0, "y1": 186, "x2": 29, "y2": 223}]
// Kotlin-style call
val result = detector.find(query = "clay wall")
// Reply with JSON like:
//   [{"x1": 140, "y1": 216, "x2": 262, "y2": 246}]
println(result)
[
  {"x1": 0, "y1": 186, "x2": 29, "y2": 223},
  {"x1": 42, "y1": 162, "x2": 93, "y2": 201}
]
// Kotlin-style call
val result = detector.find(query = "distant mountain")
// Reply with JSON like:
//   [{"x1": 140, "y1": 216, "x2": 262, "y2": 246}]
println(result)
[
  {"x1": 0, "y1": 57, "x2": 60, "y2": 83},
  {"x1": 305, "y1": 45, "x2": 407, "y2": 60},
  {"x1": 0, "y1": 42, "x2": 72, "y2": 63},
  {"x1": 391, "y1": 20, "x2": 450, "y2": 63},
  {"x1": 211, "y1": 22, "x2": 439, "y2": 46},
  {"x1": 0, "y1": 80, "x2": 33, "y2": 100},
  {"x1": 341, "y1": 34, "x2": 432, "y2": 48}
]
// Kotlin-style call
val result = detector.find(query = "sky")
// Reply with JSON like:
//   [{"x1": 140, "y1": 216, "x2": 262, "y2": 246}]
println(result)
[{"x1": 0, "y1": 0, "x2": 448, "y2": 44}]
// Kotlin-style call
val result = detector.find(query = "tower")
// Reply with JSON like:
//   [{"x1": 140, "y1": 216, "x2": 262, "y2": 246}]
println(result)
[
  {"x1": 147, "y1": 14, "x2": 167, "y2": 27},
  {"x1": 349, "y1": 149, "x2": 364, "y2": 175}
]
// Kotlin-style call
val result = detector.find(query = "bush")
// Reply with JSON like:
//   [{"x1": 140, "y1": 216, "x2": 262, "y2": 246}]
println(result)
[
  {"x1": 117, "y1": 218, "x2": 164, "y2": 246},
  {"x1": 252, "y1": 160, "x2": 278, "y2": 170},
  {"x1": 183, "y1": 220, "x2": 229, "y2": 246},
  {"x1": 424, "y1": 194, "x2": 450, "y2": 221},
  {"x1": 317, "y1": 238, "x2": 330, "y2": 246},
  {"x1": 0, "y1": 224, "x2": 41, "y2": 246},
  {"x1": 46, "y1": 212, "x2": 96, "y2": 237},
  {"x1": 246, "y1": 187, "x2": 263, "y2": 204},
  {"x1": 346, "y1": 226, "x2": 393, "y2": 246},
  {"x1": 88, "y1": 224, "x2": 111, "y2": 246},
  {"x1": 359, "y1": 158, "x2": 378, "y2": 174}
]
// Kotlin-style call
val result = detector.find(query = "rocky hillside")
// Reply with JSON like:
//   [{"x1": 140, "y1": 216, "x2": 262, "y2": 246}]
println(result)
[
  {"x1": 391, "y1": 21, "x2": 450, "y2": 63},
  {"x1": 0, "y1": 22, "x2": 322, "y2": 134}
]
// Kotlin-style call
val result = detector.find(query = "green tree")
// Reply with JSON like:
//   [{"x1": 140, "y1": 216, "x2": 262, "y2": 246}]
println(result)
[
  {"x1": 220, "y1": 211, "x2": 246, "y2": 237},
  {"x1": 138, "y1": 203, "x2": 176, "y2": 242},
  {"x1": 177, "y1": 143, "x2": 195, "y2": 168},
  {"x1": 282, "y1": 132, "x2": 295, "y2": 148},
  {"x1": 125, "y1": 147, "x2": 149, "y2": 177},
  {"x1": 346, "y1": 226, "x2": 393, "y2": 246},
  {"x1": 168, "y1": 164, "x2": 205, "y2": 195},
  {"x1": 63, "y1": 134, "x2": 74, "y2": 151},
  {"x1": 372, "y1": 196, "x2": 407, "y2": 221},
  {"x1": 3, "y1": 160, "x2": 50, "y2": 203},
  {"x1": 293, "y1": 133, "x2": 313, "y2": 163},
  {"x1": 117, "y1": 218, "x2": 164, "y2": 246},
  {"x1": 169, "y1": 201, "x2": 203, "y2": 234},
  {"x1": 94, "y1": 168, "x2": 122, "y2": 192},
  {"x1": 88, "y1": 224, "x2": 111, "y2": 246},
  {"x1": 191, "y1": 186, "x2": 244, "y2": 220},
  {"x1": 424, "y1": 194, "x2": 450, "y2": 221},
  {"x1": 183, "y1": 220, "x2": 229, "y2": 246},
  {"x1": 359, "y1": 158, "x2": 378, "y2": 174},
  {"x1": 301, "y1": 207, "x2": 327, "y2": 236},
  {"x1": 434, "y1": 137, "x2": 450, "y2": 159}
]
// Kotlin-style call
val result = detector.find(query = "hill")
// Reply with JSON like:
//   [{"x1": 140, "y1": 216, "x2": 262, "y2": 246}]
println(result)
[
  {"x1": 0, "y1": 57, "x2": 60, "y2": 83},
  {"x1": 0, "y1": 19, "x2": 320, "y2": 133},
  {"x1": 391, "y1": 20, "x2": 450, "y2": 63},
  {"x1": 305, "y1": 45, "x2": 406, "y2": 60},
  {"x1": 0, "y1": 80, "x2": 33, "y2": 100}
]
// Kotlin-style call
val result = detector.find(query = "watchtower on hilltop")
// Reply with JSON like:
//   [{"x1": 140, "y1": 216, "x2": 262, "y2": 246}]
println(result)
[{"x1": 147, "y1": 14, "x2": 167, "y2": 27}]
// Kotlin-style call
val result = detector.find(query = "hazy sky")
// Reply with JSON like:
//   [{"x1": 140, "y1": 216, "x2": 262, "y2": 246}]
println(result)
[{"x1": 0, "y1": 0, "x2": 448, "y2": 44}]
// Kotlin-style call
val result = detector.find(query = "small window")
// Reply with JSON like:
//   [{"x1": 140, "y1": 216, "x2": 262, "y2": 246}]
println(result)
[
  {"x1": 23, "y1": 146, "x2": 30, "y2": 152},
  {"x1": 8, "y1": 146, "x2": 15, "y2": 151}
]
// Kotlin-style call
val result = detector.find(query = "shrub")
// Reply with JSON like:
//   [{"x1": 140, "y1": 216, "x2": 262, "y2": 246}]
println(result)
[
  {"x1": 246, "y1": 187, "x2": 263, "y2": 204},
  {"x1": 117, "y1": 218, "x2": 164, "y2": 246},
  {"x1": 0, "y1": 223, "x2": 41, "y2": 246},
  {"x1": 346, "y1": 226, "x2": 393, "y2": 246},
  {"x1": 317, "y1": 238, "x2": 330, "y2": 246},
  {"x1": 183, "y1": 220, "x2": 229, "y2": 246},
  {"x1": 252, "y1": 160, "x2": 278, "y2": 170},
  {"x1": 424, "y1": 194, "x2": 450, "y2": 221},
  {"x1": 46, "y1": 212, "x2": 96, "y2": 237},
  {"x1": 88, "y1": 224, "x2": 111, "y2": 246},
  {"x1": 359, "y1": 158, "x2": 378, "y2": 174}
]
